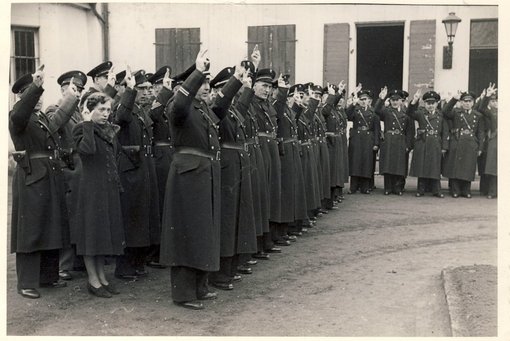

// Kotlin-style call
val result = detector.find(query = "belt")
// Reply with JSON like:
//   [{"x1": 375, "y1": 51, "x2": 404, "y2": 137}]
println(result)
[
  {"x1": 154, "y1": 141, "x2": 173, "y2": 147},
  {"x1": 300, "y1": 140, "x2": 311, "y2": 146},
  {"x1": 245, "y1": 137, "x2": 259, "y2": 144},
  {"x1": 386, "y1": 129, "x2": 402, "y2": 135},
  {"x1": 174, "y1": 146, "x2": 221, "y2": 161},
  {"x1": 257, "y1": 132, "x2": 277, "y2": 139},
  {"x1": 282, "y1": 137, "x2": 297, "y2": 144},
  {"x1": 460, "y1": 129, "x2": 473, "y2": 135},
  {"x1": 30, "y1": 151, "x2": 58, "y2": 160},
  {"x1": 356, "y1": 129, "x2": 372, "y2": 134},
  {"x1": 123, "y1": 145, "x2": 153, "y2": 156},
  {"x1": 450, "y1": 128, "x2": 459, "y2": 133},
  {"x1": 325, "y1": 132, "x2": 340, "y2": 137},
  {"x1": 221, "y1": 142, "x2": 248, "y2": 152},
  {"x1": 358, "y1": 126, "x2": 368, "y2": 131}
]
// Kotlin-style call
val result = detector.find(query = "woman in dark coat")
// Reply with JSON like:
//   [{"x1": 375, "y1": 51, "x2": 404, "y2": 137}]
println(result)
[
  {"x1": 406, "y1": 90, "x2": 449, "y2": 197},
  {"x1": 72, "y1": 92, "x2": 125, "y2": 298}
]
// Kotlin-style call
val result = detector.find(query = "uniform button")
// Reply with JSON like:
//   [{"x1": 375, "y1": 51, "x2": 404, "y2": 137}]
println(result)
[
  {"x1": 211, "y1": 146, "x2": 215, "y2": 150},
  {"x1": 47, "y1": 146, "x2": 51, "y2": 150},
  {"x1": 209, "y1": 134, "x2": 212, "y2": 138}
]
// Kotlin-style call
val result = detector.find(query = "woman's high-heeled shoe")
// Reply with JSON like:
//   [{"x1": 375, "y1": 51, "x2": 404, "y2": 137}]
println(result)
[{"x1": 87, "y1": 283, "x2": 112, "y2": 298}]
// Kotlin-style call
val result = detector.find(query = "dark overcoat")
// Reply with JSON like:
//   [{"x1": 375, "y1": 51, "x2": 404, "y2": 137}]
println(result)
[
  {"x1": 442, "y1": 99, "x2": 485, "y2": 181},
  {"x1": 315, "y1": 111, "x2": 331, "y2": 199},
  {"x1": 218, "y1": 89, "x2": 257, "y2": 256},
  {"x1": 374, "y1": 99, "x2": 415, "y2": 177},
  {"x1": 406, "y1": 103, "x2": 449, "y2": 179},
  {"x1": 337, "y1": 106, "x2": 350, "y2": 184},
  {"x1": 295, "y1": 100, "x2": 321, "y2": 210},
  {"x1": 150, "y1": 87, "x2": 175, "y2": 216},
  {"x1": 71, "y1": 121, "x2": 125, "y2": 256},
  {"x1": 479, "y1": 97, "x2": 497, "y2": 176},
  {"x1": 160, "y1": 70, "x2": 242, "y2": 271},
  {"x1": 346, "y1": 104, "x2": 381, "y2": 178},
  {"x1": 275, "y1": 95, "x2": 308, "y2": 223},
  {"x1": 239, "y1": 90, "x2": 269, "y2": 235},
  {"x1": 251, "y1": 94, "x2": 283, "y2": 223},
  {"x1": 113, "y1": 89, "x2": 160, "y2": 247},
  {"x1": 322, "y1": 94, "x2": 342, "y2": 187},
  {"x1": 9, "y1": 84, "x2": 77, "y2": 253}
]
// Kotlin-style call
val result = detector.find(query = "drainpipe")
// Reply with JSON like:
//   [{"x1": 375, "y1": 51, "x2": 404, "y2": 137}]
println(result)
[{"x1": 89, "y1": 3, "x2": 110, "y2": 60}]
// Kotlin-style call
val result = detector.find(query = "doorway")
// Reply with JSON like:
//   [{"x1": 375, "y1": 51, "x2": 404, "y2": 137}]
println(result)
[{"x1": 356, "y1": 24, "x2": 404, "y2": 97}]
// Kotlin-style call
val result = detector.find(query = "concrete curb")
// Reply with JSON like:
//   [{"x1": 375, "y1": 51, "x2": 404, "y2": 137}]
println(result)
[{"x1": 441, "y1": 264, "x2": 497, "y2": 337}]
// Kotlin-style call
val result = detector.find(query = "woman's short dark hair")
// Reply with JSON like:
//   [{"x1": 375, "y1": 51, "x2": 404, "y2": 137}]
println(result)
[{"x1": 83, "y1": 92, "x2": 111, "y2": 111}]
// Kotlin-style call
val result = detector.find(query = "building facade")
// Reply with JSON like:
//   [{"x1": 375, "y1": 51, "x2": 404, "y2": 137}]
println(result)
[{"x1": 9, "y1": 3, "x2": 498, "y2": 110}]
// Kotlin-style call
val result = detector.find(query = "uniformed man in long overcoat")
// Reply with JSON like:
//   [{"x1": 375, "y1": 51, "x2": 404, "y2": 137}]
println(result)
[
  {"x1": 45, "y1": 70, "x2": 88, "y2": 281},
  {"x1": 159, "y1": 50, "x2": 243, "y2": 310},
  {"x1": 250, "y1": 69, "x2": 287, "y2": 248},
  {"x1": 112, "y1": 68, "x2": 160, "y2": 278},
  {"x1": 145, "y1": 66, "x2": 174, "y2": 268},
  {"x1": 10, "y1": 66, "x2": 79, "y2": 298},
  {"x1": 346, "y1": 88, "x2": 381, "y2": 194},
  {"x1": 442, "y1": 91, "x2": 485, "y2": 198},
  {"x1": 478, "y1": 83, "x2": 498, "y2": 198},
  {"x1": 406, "y1": 89, "x2": 449, "y2": 197},
  {"x1": 208, "y1": 65, "x2": 258, "y2": 289},
  {"x1": 374, "y1": 88, "x2": 415, "y2": 195}
]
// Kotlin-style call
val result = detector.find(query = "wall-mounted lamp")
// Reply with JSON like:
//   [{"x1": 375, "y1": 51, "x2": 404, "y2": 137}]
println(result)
[{"x1": 442, "y1": 12, "x2": 462, "y2": 69}]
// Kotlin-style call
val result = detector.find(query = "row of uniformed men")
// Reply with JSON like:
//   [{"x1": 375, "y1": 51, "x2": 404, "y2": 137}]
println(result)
[{"x1": 9, "y1": 46, "x2": 497, "y2": 306}]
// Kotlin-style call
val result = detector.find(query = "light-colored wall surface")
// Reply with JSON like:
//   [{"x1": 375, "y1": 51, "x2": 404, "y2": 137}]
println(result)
[{"x1": 108, "y1": 3, "x2": 497, "y2": 95}]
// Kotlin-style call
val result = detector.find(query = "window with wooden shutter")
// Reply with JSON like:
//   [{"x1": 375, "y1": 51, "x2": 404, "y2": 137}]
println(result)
[
  {"x1": 408, "y1": 20, "x2": 435, "y2": 96},
  {"x1": 155, "y1": 28, "x2": 200, "y2": 75},
  {"x1": 323, "y1": 23, "x2": 349, "y2": 90},
  {"x1": 247, "y1": 25, "x2": 296, "y2": 84}
]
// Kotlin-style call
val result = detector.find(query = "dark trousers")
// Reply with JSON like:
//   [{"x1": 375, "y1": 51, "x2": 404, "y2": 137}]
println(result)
[
  {"x1": 270, "y1": 222, "x2": 285, "y2": 242},
  {"x1": 417, "y1": 178, "x2": 441, "y2": 195},
  {"x1": 115, "y1": 246, "x2": 149, "y2": 275},
  {"x1": 59, "y1": 245, "x2": 76, "y2": 272},
  {"x1": 146, "y1": 244, "x2": 161, "y2": 263},
  {"x1": 479, "y1": 174, "x2": 490, "y2": 195},
  {"x1": 257, "y1": 233, "x2": 273, "y2": 252},
  {"x1": 350, "y1": 176, "x2": 370, "y2": 193},
  {"x1": 450, "y1": 179, "x2": 472, "y2": 196},
  {"x1": 486, "y1": 175, "x2": 497, "y2": 197},
  {"x1": 383, "y1": 174, "x2": 405, "y2": 193},
  {"x1": 210, "y1": 255, "x2": 239, "y2": 284},
  {"x1": 16, "y1": 249, "x2": 60, "y2": 289},
  {"x1": 170, "y1": 266, "x2": 209, "y2": 302}
]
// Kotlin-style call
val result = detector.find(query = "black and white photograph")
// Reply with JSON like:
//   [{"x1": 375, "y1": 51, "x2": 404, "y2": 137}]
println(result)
[{"x1": 3, "y1": 0, "x2": 507, "y2": 338}]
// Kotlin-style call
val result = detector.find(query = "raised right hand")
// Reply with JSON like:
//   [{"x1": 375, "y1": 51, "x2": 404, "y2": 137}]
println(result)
[
  {"x1": 196, "y1": 49, "x2": 210, "y2": 73},
  {"x1": 32, "y1": 64, "x2": 45, "y2": 87}
]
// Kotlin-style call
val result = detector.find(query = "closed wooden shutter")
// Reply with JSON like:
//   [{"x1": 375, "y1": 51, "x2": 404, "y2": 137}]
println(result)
[
  {"x1": 470, "y1": 19, "x2": 497, "y2": 49},
  {"x1": 247, "y1": 25, "x2": 296, "y2": 84},
  {"x1": 155, "y1": 28, "x2": 200, "y2": 75},
  {"x1": 408, "y1": 20, "x2": 435, "y2": 96},
  {"x1": 323, "y1": 23, "x2": 349, "y2": 89}
]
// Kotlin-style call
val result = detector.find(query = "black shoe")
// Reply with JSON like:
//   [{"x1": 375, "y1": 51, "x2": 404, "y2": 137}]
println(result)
[
  {"x1": 288, "y1": 231, "x2": 302, "y2": 236},
  {"x1": 274, "y1": 240, "x2": 291, "y2": 246},
  {"x1": 237, "y1": 266, "x2": 252, "y2": 274},
  {"x1": 252, "y1": 252, "x2": 270, "y2": 259},
  {"x1": 210, "y1": 282, "x2": 233, "y2": 291},
  {"x1": 135, "y1": 269, "x2": 148, "y2": 277},
  {"x1": 487, "y1": 195, "x2": 494, "y2": 199},
  {"x1": 415, "y1": 193, "x2": 423, "y2": 197},
  {"x1": 434, "y1": 193, "x2": 445, "y2": 198},
  {"x1": 17, "y1": 288, "x2": 40, "y2": 299},
  {"x1": 40, "y1": 280, "x2": 67, "y2": 288},
  {"x1": 397, "y1": 191, "x2": 403, "y2": 196},
  {"x1": 102, "y1": 282, "x2": 120, "y2": 295},
  {"x1": 59, "y1": 270, "x2": 73, "y2": 281},
  {"x1": 265, "y1": 247, "x2": 282, "y2": 253},
  {"x1": 452, "y1": 194, "x2": 459, "y2": 198},
  {"x1": 301, "y1": 228, "x2": 308, "y2": 233},
  {"x1": 283, "y1": 235, "x2": 297, "y2": 242},
  {"x1": 87, "y1": 283, "x2": 112, "y2": 298},
  {"x1": 198, "y1": 291, "x2": 218, "y2": 300},
  {"x1": 146, "y1": 261, "x2": 167, "y2": 269},
  {"x1": 362, "y1": 190, "x2": 371, "y2": 194},
  {"x1": 174, "y1": 301, "x2": 204, "y2": 310},
  {"x1": 464, "y1": 194, "x2": 472, "y2": 198},
  {"x1": 245, "y1": 260, "x2": 258, "y2": 266},
  {"x1": 232, "y1": 274, "x2": 242, "y2": 282},
  {"x1": 329, "y1": 205, "x2": 339, "y2": 210},
  {"x1": 384, "y1": 191, "x2": 391, "y2": 195},
  {"x1": 319, "y1": 208, "x2": 328, "y2": 214},
  {"x1": 114, "y1": 273, "x2": 138, "y2": 280}
]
